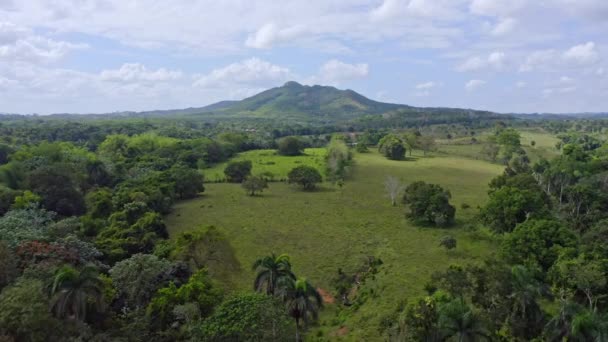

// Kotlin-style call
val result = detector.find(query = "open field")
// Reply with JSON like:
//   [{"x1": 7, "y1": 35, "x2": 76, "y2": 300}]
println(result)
[
  {"x1": 202, "y1": 148, "x2": 327, "y2": 182},
  {"x1": 166, "y1": 149, "x2": 503, "y2": 340}
]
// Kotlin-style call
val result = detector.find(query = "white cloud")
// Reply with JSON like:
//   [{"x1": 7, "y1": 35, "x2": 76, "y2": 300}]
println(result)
[
  {"x1": 465, "y1": 79, "x2": 485, "y2": 91},
  {"x1": 317, "y1": 59, "x2": 369, "y2": 83},
  {"x1": 194, "y1": 58, "x2": 292, "y2": 88},
  {"x1": 0, "y1": 21, "x2": 86, "y2": 63},
  {"x1": 100, "y1": 63, "x2": 182, "y2": 82},
  {"x1": 563, "y1": 42, "x2": 599, "y2": 65},
  {"x1": 245, "y1": 23, "x2": 307, "y2": 49},
  {"x1": 469, "y1": 0, "x2": 526, "y2": 17},
  {"x1": 415, "y1": 81, "x2": 436, "y2": 89},
  {"x1": 458, "y1": 51, "x2": 505, "y2": 71},
  {"x1": 491, "y1": 17, "x2": 517, "y2": 35},
  {"x1": 516, "y1": 81, "x2": 526, "y2": 88}
]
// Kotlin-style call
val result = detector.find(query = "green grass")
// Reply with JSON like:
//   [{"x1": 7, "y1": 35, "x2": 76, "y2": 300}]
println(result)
[
  {"x1": 166, "y1": 149, "x2": 503, "y2": 340},
  {"x1": 519, "y1": 130, "x2": 560, "y2": 162},
  {"x1": 202, "y1": 148, "x2": 327, "y2": 182}
]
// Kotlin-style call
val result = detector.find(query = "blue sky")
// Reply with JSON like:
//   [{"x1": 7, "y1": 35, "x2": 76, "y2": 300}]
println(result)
[{"x1": 1, "y1": 0, "x2": 607, "y2": 114}]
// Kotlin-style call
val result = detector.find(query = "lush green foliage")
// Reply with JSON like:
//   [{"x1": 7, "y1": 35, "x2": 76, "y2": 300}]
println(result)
[
  {"x1": 224, "y1": 160, "x2": 253, "y2": 183},
  {"x1": 402, "y1": 181, "x2": 455, "y2": 226},
  {"x1": 287, "y1": 165, "x2": 323, "y2": 190},
  {"x1": 378, "y1": 134, "x2": 406, "y2": 160}
]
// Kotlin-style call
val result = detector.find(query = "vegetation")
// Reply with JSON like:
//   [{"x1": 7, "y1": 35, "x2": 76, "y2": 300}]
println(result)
[
  {"x1": 403, "y1": 181, "x2": 456, "y2": 226},
  {"x1": 287, "y1": 165, "x2": 323, "y2": 190},
  {"x1": 378, "y1": 134, "x2": 406, "y2": 160}
]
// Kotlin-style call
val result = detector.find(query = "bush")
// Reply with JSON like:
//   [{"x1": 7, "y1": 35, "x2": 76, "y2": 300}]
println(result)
[
  {"x1": 287, "y1": 165, "x2": 322, "y2": 190},
  {"x1": 242, "y1": 176, "x2": 268, "y2": 196},
  {"x1": 403, "y1": 181, "x2": 455, "y2": 226},
  {"x1": 277, "y1": 136, "x2": 305, "y2": 156},
  {"x1": 223, "y1": 160, "x2": 252, "y2": 183},
  {"x1": 378, "y1": 134, "x2": 406, "y2": 160}
]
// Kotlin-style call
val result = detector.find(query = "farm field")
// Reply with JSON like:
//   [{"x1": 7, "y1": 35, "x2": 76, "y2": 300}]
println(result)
[
  {"x1": 202, "y1": 148, "x2": 327, "y2": 182},
  {"x1": 165, "y1": 149, "x2": 504, "y2": 340}
]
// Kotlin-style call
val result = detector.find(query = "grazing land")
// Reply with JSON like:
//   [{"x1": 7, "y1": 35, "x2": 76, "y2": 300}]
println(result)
[{"x1": 166, "y1": 149, "x2": 503, "y2": 339}]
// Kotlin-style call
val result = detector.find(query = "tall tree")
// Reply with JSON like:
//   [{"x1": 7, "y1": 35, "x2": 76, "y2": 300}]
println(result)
[
  {"x1": 50, "y1": 264, "x2": 104, "y2": 321},
  {"x1": 438, "y1": 299, "x2": 489, "y2": 341},
  {"x1": 279, "y1": 278, "x2": 323, "y2": 342},
  {"x1": 252, "y1": 253, "x2": 295, "y2": 295}
]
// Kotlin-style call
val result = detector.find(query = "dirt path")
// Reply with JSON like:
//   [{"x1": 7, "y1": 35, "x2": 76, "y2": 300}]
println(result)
[{"x1": 317, "y1": 287, "x2": 335, "y2": 304}]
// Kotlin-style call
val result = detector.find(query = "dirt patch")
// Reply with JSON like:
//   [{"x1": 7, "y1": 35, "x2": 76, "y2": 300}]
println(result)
[
  {"x1": 329, "y1": 326, "x2": 349, "y2": 337},
  {"x1": 317, "y1": 287, "x2": 335, "y2": 304}
]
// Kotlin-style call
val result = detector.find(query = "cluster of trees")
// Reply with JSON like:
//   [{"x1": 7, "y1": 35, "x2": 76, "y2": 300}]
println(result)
[{"x1": 384, "y1": 129, "x2": 608, "y2": 340}]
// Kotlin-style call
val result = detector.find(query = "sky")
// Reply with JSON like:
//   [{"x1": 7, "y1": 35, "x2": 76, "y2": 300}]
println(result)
[{"x1": 1, "y1": 0, "x2": 608, "y2": 115}]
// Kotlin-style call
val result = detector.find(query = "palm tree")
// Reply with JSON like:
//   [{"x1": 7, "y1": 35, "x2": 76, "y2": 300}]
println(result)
[
  {"x1": 438, "y1": 298, "x2": 489, "y2": 342},
  {"x1": 252, "y1": 253, "x2": 295, "y2": 295},
  {"x1": 544, "y1": 298, "x2": 583, "y2": 341},
  {"x1": 50, "y1": 264, "x2": 104, "y2": 321},
  {"x1": 279, "y1": 277, "x2": 323, "y2": 342},
  {"x1": 572, "y1": 310, "x2": 608, "y2": 342},
  {"x1": 509, "y1": 265, "x2": 546, "y2": 317}
]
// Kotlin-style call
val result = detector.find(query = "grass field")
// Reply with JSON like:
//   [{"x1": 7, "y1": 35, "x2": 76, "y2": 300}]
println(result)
[
  {"x1": 202, "y1": 148, "x2": 327, "y2": 181},
  {"x1": 166, "y1": 149, "x2": 504, "y2": 340}
]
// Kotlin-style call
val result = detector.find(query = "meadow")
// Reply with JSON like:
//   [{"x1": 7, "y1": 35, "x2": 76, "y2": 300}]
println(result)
[{"x1": 165, "y1": 149, "x2": 504, "y2": 340}]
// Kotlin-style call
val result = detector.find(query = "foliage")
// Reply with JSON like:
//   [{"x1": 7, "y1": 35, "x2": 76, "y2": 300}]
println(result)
[
  {"x1": 224, "y1": 160, "x2": 253, "y2": 183},
  {"x1": 402, "y1": 181, "x2": 455, "y2": 226},
  {"x1": 277, "y1": 136, "x2": 305, "y2": 156},
  {"x1": 147, "y1": 269, "x2": 223, "y2": 329},
  {"x1": 0, "y1": 278, "x2": 63, "y2": 342},
  {"x1": 439, "y1": 235, "x2": 457, "y2": 251},
  {"x1": 0, "y1": 207, "x2": 55, "y2": 247},
  {"x1": 287, "y1": 165, "x2": 322, "y2": 190},
  {"x1": 242, "y1": 176, "x2": 268, "y2": 196},
  {"x1": 384, "y1": 175, "x2": 404, "y2": 206},
  {"x1": 0, "y1": 241, "x2": 17, "y2": 290},
  {"x1": 252, "y1": 253, "x2": 295, "y2": 295},
  {"x1": 193, "y1": 293, "x2": 292, "y2": 341},
  {"x1": 166, "y1": 164, "x2": 204, "y2": 199},
  {"x1": 109, "y1": 253, "x2": 174, "y2": 309},
  {"x1": 279, "y1": 277, "x2": 323, "y2": 341},
  {"x1": 479, "y1": 186, "x2": 549, "y2": 234},
  {"x1": 325, "y1": 138, "x2": 352, "y2": 183},
  {"x1": 50, "y1": 264, "x2": 104, "y2": 321},
  {"x1": 378, "y1": 134, "x2": 406, "y2": 160}
]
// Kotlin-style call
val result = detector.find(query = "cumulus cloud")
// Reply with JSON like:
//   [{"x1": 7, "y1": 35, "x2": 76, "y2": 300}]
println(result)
[
  {"x1": 245, "y1": 23, "x2": 307, "y2": 49},
  {"x1": 491, "y1": 17, "x2": 517, "y2": 35},
  {"x1": 0, "y1": 21, "x2": 86, "y2": 63},
  {"x1": 317, "y1": 59, "x2": 368, "y2": 83},
  {"x1": 415, "y1": 81, "x2": 436, "y2": 89},
  {"x1": 465, "y1": 79, "x2": 485, "y2": 92},
  {"x1": 100, "y1": 63, "x2": 182, "y2": 82},
  {"x1": 563, "y1": 42, "x2": 599, "y2": 65},
  {"x1": 458, "y1": 51, "x2": 506, "y2": 71},
  {"x1": 193, "y1": 58, "x2": 292, "y2": 88}
]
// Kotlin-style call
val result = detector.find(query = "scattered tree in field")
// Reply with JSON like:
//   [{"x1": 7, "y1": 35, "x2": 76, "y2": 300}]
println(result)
[
  {"x1": 277, "y1": 136, "x2": 305, "y2": 156},
  {"x1": 418, "y1": 135, "x2": 436, "y2": 156},
  {"x1": 242, "y1": 176, "x2": 268, "y2": 196},
  {"x1": 50, "y1": 264, "x2": 104, "y2": 321},
  {"x1": 279, "y1": 278, "x2": 323, "y2": 342},
  {"x1": 325, "y1": 138, "x2": 351, "y2": 184},
  {"x1": 252, "y1": 253, "x2": 295, "y2": 296},
  {"x1": 224, "y1": 160, "x2": 252, "y2": 183},
  {"x1": 439, "y1": 235, "x2": 457, "y2": 251},
  {"x1": 378, "y1": 134, "x2": 406, "y2": 160},
  {"x1": 385, "y1": 176, "x2": 404, "y2": 206},
  {"x1": 530, "y1": 140, "x2": 536, "y2": 147},
  {"x1": 287, "y1": 165, "x2": 322, "y2": 190},
  {"x1": 356, "y1": 142, "x2": 369, "y2": 153},
  {"x1": 403, "y1": 181, "x2": 455, "y2": 226}
]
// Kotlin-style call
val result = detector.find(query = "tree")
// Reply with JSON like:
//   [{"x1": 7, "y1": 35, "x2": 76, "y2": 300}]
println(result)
[
  {"x1": 167, "y1": 164, "x2": 204, "y2": 199},
  {"x1": 287, "y1": 165, "x2": 322, "y2": 190},
  {"x1": 109, "y1": 253, "x2": 173, "y2": 309},
  {"x1": 0, "y1": 207, "x2": 55, "y2": 247},
  {"x1": 554, "y1": 256, "x2": 607, "y2": 311},
  {"x1": 252, "y1": 253, "x2": 295, "y2": 295},
  {"x1": 50, "y1": 264, "x2": 104, "y2": 321},
  {"x1": 418, "y1": 135, "x2": 436, "y2": 156},
  {"x1": 378, "y1": 134, "x2": 406, "y2": 160},
  {"x1": 26, "y1": 164, "x2": 86, "y2": 216},
  {"x1": 242, "y1": 176, "x2": 268, "y2": 196},
  {"x1": 0, "y1": 186, "x2": 19, "y2": 215},
  {"x1": 0, "y1": 241, "x2": 17, "y2": 290},
  {"x1": 501, "y1": 219, "x2": 577, "y2": 272},
  {"x1": 479, "y1": 186, "x2": 548, "y2": 234},
  {"x1": 438, "y1": 299, "x2": 488, "y2": 341},
  {"x1": 402, "y1": 181, "x2": 455, "y2": 226},
  {"x1": 277, "y1": 136, "x2": 305, "y2": 156},
  {"x1": 224, "y1": 160, "x2": 252, "y2": 183},
  {"x1": 193, "y1": 293, "x2": 292, "y2": 341},
  {"x1": 279, "y1": 278, "x2": 323, "y2": 342},
  {"x1": 0, "y1": 278, "x2": 63, "y2": 341},
  {"x1": 385, "y1": 176, "x2": 404, "y2": 206},
  {"x1": 439, "y1": 235, "x2": 457, "y2": 251}
]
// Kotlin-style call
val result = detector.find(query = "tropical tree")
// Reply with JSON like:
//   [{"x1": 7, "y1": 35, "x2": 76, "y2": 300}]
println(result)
[
  {"x1": 242, "y1": 176, "x2": 268, "y2": 196},
  {"x1": 49, "y1": 264, "x2": 104, "y2": 321},
  {"x1": 438, "y1": 299, "x2": 488, "y2": 341},
  {"x1": 252, "y1": 253, "x2": 295, "y2": 295},
  {"x1": 287, "y1": 165, "x2": 322, "y2": 190},
  {"x1": 279, "y1": 278, "x2": 323, "y2": 342},
  {"x1": 571, "y1": 309, "x2": 608, "y2": 341}
]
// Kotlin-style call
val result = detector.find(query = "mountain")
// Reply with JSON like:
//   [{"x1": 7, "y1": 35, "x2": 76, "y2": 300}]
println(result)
[{"x1": 198, "y1": 81, "x2": 408, "y2": 122}]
